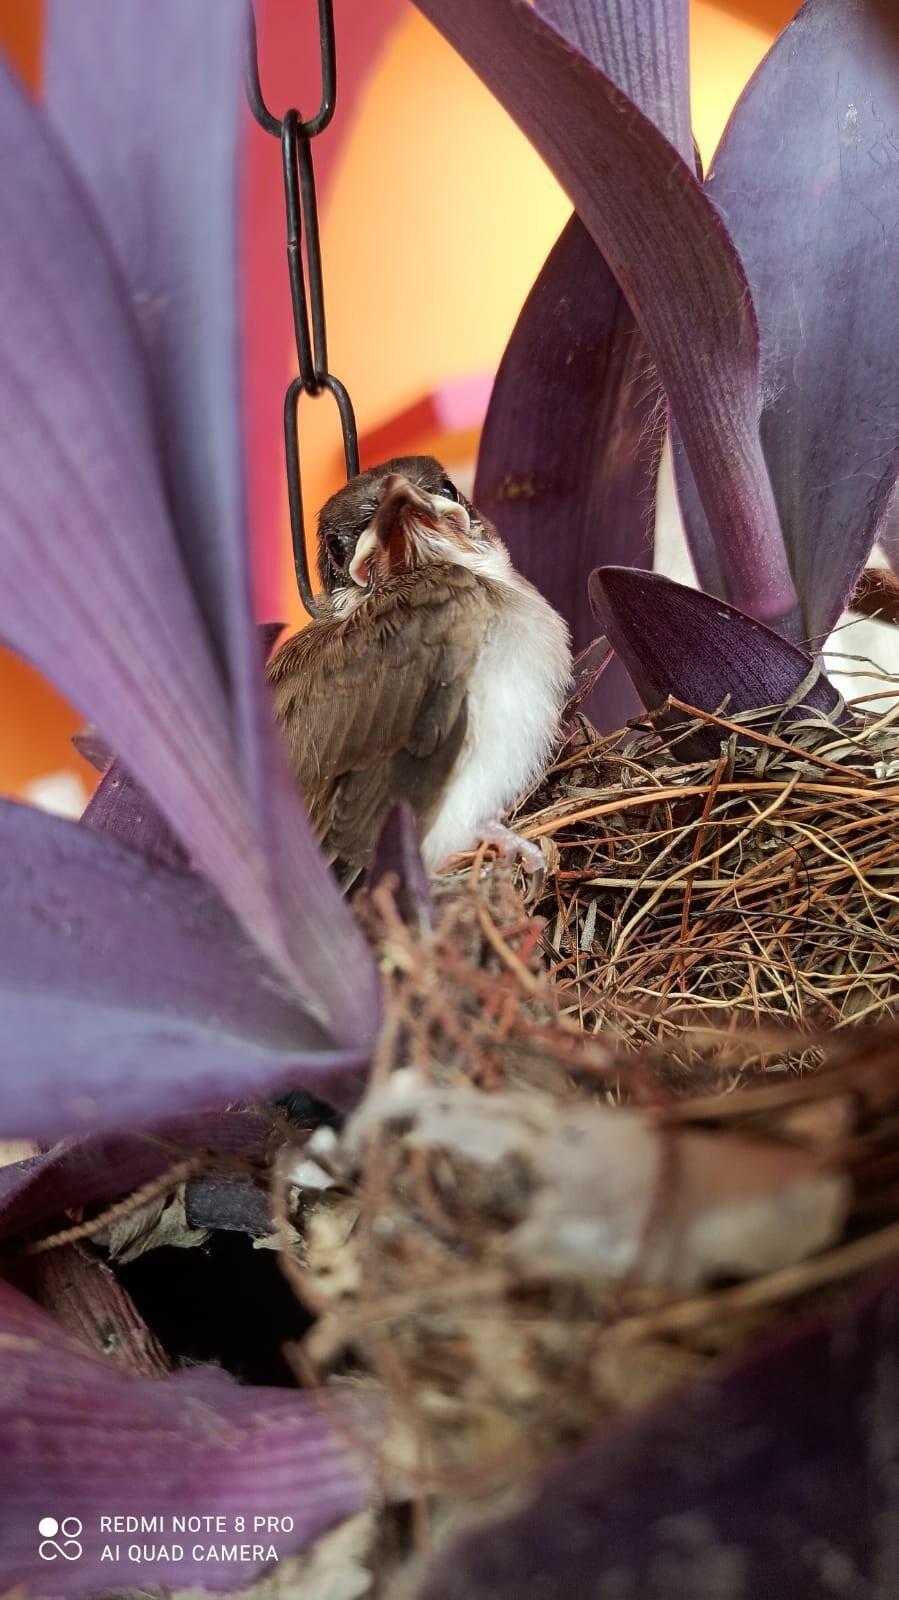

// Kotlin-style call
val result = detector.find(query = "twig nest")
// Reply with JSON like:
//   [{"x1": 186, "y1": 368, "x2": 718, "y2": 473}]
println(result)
[{"x1": 506, "y1": 695, "x2": 899, "y2": 1083}]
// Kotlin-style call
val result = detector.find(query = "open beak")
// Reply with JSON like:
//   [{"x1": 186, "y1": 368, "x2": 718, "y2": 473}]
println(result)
[{"x1": 348, "y1": 474, "x2": 471, "y2": 588}]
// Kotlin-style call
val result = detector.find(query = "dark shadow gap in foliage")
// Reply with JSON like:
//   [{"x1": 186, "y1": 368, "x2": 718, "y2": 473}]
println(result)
[{"x1": 116, "y1": 1234, "x2": 312, "y2": 1388}]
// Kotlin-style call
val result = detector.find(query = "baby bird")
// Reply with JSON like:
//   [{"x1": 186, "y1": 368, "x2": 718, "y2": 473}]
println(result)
[{"x1": 268, "y1": 456, "x2": 571, "y2": 879}]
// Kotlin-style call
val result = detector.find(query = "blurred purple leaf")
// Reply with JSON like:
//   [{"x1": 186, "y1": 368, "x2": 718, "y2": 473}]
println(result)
[
  {"x1": 419, "y1": 1261, "x2": 899, "y2": 1600},
  {"x1": 0, "y1": 60, "x2": 249, "y2": 922},
  {"x1": 0, "y1": 800, "x2": 368, "y2": 1142},
  {"x1": 369, "y1": 801, "x2": 436, "y2": 935},
  {"x1": 82, "y1": 761, "x2": 188, "y2": 870},
  {"x1": 259, "y1": 621, "x2": 287, "y2": 659},
  {"x1": 45, "y1": 0, "x2": 262, "y2": 789},
  {"x1": 590, "y1": 568, "x2": 841, "y2": 722},
  {"x1": 476, "y1": 1, "x2": 691, "y2": 730},
  {"x1": 13, "y1": 1242, "x2": 174, "y2": 1378},
  {"x1": 414, "y1": 0, "x2": 799, "y2": 629},
  {"x1": 0, "y1": 54, "x2": 377, "y2": 1036},
  {"x1": 81, "y1": 620, "x2": 286, "y2": 875},
  {"x1": 0, "y1": 1111, "x2": 271, "y2": 1243},
  {"x1": 686, "y1": 0, "x2": 899, "y2": 643},
  {"x1": 45, "y1": 17, "x2": 337, "y2": 1002},
  {"x1": 0, "y1": 1280, "x2": 380, "y2": 1595},
  {"x1": 71, "y1": 725, "x2": 112, "y2": 774}
]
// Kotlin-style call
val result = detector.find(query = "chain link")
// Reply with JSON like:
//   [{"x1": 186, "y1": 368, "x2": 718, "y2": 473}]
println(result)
[{"x1": 246, "y1": 1, "x2": 359, "y2": 618}]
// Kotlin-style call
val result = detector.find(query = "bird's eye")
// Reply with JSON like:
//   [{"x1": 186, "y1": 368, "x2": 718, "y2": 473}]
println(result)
[
  {"x1": 438, "y1": 478, "x2": 460, "y2": 503},
  {"x1": 325, "y1": 532, "x2": 347, "y2": 573}
]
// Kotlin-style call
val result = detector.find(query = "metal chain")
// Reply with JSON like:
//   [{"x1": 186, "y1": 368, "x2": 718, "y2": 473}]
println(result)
[{"x1": 246, "y1": 1, "x2": 359, "y2": 619}]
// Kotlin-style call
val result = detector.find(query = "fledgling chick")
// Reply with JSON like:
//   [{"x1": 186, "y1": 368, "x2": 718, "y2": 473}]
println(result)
[{"x1": 268, "y1": 456, "x2": 571, "y2": 878}]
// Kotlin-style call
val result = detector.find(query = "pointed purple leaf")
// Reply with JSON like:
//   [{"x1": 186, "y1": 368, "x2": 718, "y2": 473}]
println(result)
[
  {"x1": 71, "y1": 725, "x2": 113, "y2": 774},
  {"x1": 82, "y1": 761, "x2": 188, "y2": 870},
  {"x1": 475, "y1": 1, "x2": 691, "y2": 730},
  {"x1": 259, "y1": 621, "x2": 287, "y2": 660},
  {"x1": 369, "y1": 801, "x2": 436, "y2": 935},
  {"x1": 589, "y1": 567, "x2": 841, "y2": 721},
  {"x1": 0, "y1": 1112, "x2": 271, "y2": 1243},
  {"x1": 0, "y1": 59, "x2": 377, "y2": 1038},
  {"x1": 692, "y1": 0, "x2": 899, "y2": 642},
  {"x1": 0, "y1": 799, "x2": 368, "y2": 1142},
  {"x1": 81, "y1": 622, "x2": 288, "y2": 889},
  {"x1": 413, "y1": 0, "x2": 799, "y2": 627},
  {"x1": 0, "y1": 1281, "x2": 380, "y2": 1595},
  {"x1": 419, "y1": 1262, "x2": 899, "y2": 1600}
]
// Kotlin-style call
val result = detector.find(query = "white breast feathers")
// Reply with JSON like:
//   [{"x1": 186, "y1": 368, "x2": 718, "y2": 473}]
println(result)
[{"x1": 421, "y1": 558, "x2": 571, "y2": 870}]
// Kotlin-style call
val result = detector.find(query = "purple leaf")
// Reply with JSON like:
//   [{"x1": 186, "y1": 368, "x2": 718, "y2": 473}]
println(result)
[
  {"x1": 419, "y1": 1262, "x2": 899, "y2": 1600},
  {"x1": 44, "y1": 4, "x2": 362, "y2": 1000},
  {"x1": 369, "y1": 801, "x2": 436, "y2": 935},
  {"x1": 15, "y1": 1241, "x2": 173, "y2": 1378},
  {"x1": 590, "y1": 568, "x2": 841, "y2": 720},
  {"x1": 82, "y1": 621, "x2": 286, "y2": 876},
  {"x1": 259, "y1": 621, "x2": 287, "y2": 660},
  {"x1": 0, "y1": 799, "x2": 368, "y2": 1142},
  {"x1": 881, "y1": 492, "x2": 899, "y2": 570},
  {"x1": 413, "y1": 0, "x2": 800, "y2": 629},
  {"x1": 475, "y1": 1, "x2": 691, "y2": 729},
  {"x1": 82, "y1": 761, "x2": 188, "y2": 870},
  {"x1": 669, "y1": 422, "x2": 731, "y2": 600},
  {"x1": 535, "y1": 0, "x2": 692, "y2": 161},
  {"x1": 476, "y1": 221, "x2": 659, "y2": 731},
  {"x1": 0, "y1": 57, "x2": 377, "y2": 1037},
  {"x1": 0, "y1": 1280, "x2": 380, "y2": 1595},
  {"x1": 0, "y1": 1112, "x2": 271, "y2": 1243},
  {"x1": 690, "y1": 0, "x2": 899, "y2": 643},
  {"x1": 71, "y1": 726, "x2": 112, "y2": 774},
  {"x1": 44, "y1": 0, "x2": 263, "y2": 792}
]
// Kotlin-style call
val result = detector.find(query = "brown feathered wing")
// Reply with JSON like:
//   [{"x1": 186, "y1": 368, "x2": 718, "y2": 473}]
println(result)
[{"x1": 268, "y1": 568, "x2": 496, "y2": 868}]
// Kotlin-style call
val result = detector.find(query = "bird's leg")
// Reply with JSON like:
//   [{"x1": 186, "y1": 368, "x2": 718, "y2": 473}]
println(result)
[{"x1": 474, "y1": 819, "x2": 545, "y2": 899}]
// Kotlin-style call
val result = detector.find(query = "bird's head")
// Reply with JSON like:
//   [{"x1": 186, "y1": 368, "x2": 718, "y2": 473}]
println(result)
[{"x1": 316, "y1": 456, "x2": 506, "y2": 610}]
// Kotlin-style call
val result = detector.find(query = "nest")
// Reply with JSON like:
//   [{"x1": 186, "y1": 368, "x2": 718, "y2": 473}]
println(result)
[
  {"x1": 274, "y1": 684, "x2": 899, "y2": 1510},
  {"x1": 504, "y1": 687, "x2": 899, "y2": 1084},
  {"x1": 281, "y1": 859, "x2": 899, "y2": 1515}
]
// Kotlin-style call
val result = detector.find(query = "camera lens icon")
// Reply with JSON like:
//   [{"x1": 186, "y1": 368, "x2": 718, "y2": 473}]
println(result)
[{"x1": 38, "y1": 1516, "x2": 83, "y2": 1560}]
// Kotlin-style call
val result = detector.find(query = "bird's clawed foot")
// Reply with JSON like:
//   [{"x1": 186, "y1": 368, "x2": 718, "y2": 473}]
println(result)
[{"x1": 474, "y1": 819, "x2": 545, "y2": 901}]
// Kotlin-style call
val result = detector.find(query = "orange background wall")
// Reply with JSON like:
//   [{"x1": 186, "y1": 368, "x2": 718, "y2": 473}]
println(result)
[{"x1": 0, "y1": 0, "x2": 799, "y2": 805}]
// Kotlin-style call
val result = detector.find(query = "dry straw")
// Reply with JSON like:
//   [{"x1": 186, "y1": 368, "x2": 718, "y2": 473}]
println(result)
[{"x1": 509, "y1": 679, "x2": 899, "y2": 1082}]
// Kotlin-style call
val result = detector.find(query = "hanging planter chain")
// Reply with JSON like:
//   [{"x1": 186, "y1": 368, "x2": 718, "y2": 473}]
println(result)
[{"x1": 246, "y1": 1, "x2": 360, "y2": 618}]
